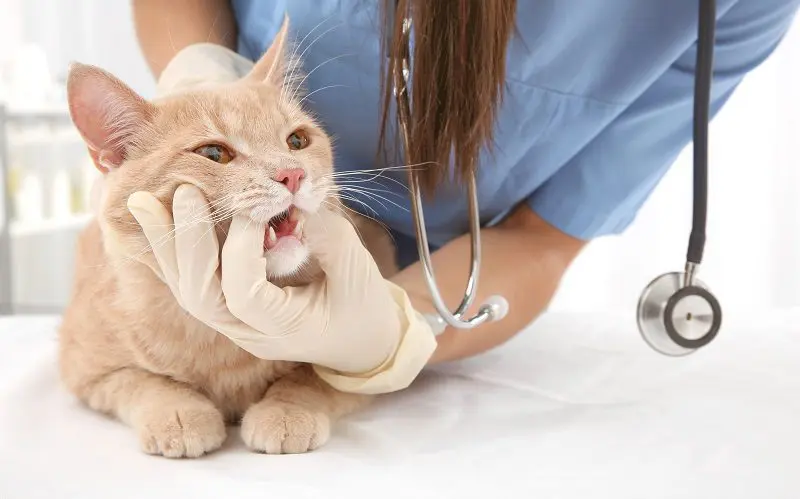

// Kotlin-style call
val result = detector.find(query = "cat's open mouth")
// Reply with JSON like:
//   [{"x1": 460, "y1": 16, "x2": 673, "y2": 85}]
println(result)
[{"x1": 264, "y1": 206, "x2": 304, "y2": 252}]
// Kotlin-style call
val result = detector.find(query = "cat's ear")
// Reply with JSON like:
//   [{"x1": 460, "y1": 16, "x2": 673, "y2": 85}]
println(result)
[
  {"x1": 246, "y1": 14, "x2": 292, "y2": 86},
  {"x1": 67, "y1": 62, "x2": 154, "y2": 174}
]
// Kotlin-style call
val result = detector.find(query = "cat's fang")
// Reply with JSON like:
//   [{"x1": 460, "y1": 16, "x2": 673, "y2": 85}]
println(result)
[
  {"x1": 293, "y1": 218, "x2": 304, "y2": 238},
  {"x1": 268, "y1": 226, "x2": 277, "y2": 244}
]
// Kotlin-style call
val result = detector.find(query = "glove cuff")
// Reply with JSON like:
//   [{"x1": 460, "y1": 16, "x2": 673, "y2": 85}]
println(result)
[
  {"x1": 157, "y1": 43, "x2": 255, "y2": 96},
  {"x1": 312, "y1": 282, "x2": 437, "y2": 395}
]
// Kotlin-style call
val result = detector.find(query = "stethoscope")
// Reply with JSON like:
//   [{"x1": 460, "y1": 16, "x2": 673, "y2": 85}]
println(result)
[{"x1": 391, "y1": 0, "x2": 722, "y2": 356}]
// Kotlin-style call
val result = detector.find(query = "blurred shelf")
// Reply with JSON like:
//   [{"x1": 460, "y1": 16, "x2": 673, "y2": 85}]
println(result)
[
  {"x1": 2, "y1": 107, "x2": 72, "y2": 125},
  {"x1": 9, "y1": 213, "x2": 92, "y2": 237},
  {"x1": 6, "y1": 128, "x2": 84, "y2": 146}
]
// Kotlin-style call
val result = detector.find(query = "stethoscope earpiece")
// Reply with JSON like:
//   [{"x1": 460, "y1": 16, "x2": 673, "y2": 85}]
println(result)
[{"x1": 480, "y1": 295, "x2": 510, "y2": 322}]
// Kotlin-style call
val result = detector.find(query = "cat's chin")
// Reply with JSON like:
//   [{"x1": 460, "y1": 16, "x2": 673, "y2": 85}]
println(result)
[{"x1": 263, "y1": 237, "x2": 311, "y2": 279}]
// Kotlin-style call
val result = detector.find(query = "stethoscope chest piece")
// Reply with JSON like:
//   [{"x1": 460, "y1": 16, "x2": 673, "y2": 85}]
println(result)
[{"x1": 636, "y1": 272, "x2": 722, "y2": 356}]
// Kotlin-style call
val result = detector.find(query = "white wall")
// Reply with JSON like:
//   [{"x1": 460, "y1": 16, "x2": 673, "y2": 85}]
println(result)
[
  {"x1": 1, "y1": 0, "x2": 155, "y2": 97},
  {"x1": 550, "y1": 19, "x2": 800, "y2": 317}
]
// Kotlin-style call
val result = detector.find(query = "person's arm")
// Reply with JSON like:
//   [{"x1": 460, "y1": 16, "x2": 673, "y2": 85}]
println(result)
[
  {"x1": 131, "y1": 0, "x2": 238, "y2": 78},
  {"x1": 397, "y1": 0, "x2": 799, "y2": 365},
  {"x1": 392, "y1": 203, "x2": 586, "y2": 364}
]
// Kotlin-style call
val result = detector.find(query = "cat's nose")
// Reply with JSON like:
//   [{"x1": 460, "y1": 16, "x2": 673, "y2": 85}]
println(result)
[{"x1": 274, "y1": 168, "x2": 306, "y2": 194}]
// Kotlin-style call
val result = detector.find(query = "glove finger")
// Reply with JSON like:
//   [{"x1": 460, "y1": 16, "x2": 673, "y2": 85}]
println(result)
[
  {"x1": 172, "y1": 184, "x2": 224, "y2": 318},
  {"x1": 127, "y1": 191, "x2": 179, "y2": 287},
  {"x1": 306, "y1": 208, "x2": 383, "y2": 294},
  {"x1": 221, "y1": 215, "x2": 294, "y2": 334}
]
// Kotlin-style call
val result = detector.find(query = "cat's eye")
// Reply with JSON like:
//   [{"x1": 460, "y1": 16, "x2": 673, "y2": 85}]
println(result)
[
  {"x1": 286, "y1": 129, "x2": 310, "y2": 151},
  {"x1": 193, "y1": 144, "x2": 234, "y2": 164}
]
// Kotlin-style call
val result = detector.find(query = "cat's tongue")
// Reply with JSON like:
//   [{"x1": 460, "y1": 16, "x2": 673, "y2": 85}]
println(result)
[{"x1": 263, "y1": 213, "x2": 300, "y2": 251}]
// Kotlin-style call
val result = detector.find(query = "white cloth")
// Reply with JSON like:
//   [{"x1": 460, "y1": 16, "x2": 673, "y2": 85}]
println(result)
[{"x1": 1, "y1": 309, "x2": 799, "y2": 499}]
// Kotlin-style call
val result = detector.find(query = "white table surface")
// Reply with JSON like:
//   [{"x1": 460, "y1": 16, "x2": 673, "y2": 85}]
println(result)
[{"x1": 1, "y1": 308, "x2": 798, "y2": 499}]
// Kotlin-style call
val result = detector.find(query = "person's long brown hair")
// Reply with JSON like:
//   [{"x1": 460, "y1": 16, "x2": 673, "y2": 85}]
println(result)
[{"x1": 378, "y1": 0, "x2": 517, "y2": 194}]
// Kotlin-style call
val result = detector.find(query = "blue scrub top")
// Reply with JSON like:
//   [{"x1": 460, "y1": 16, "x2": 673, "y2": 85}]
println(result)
[{"x1": 231, "y1": 0, "x2": 799, "y2": 268}]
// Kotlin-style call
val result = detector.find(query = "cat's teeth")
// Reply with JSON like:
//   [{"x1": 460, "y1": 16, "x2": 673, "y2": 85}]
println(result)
[
  {"x1": 293, "y1": 218, "x2": 304, "y2": 237},
  {"x1": 268, "y1": 226, "x2": 277, "y2": 244}
]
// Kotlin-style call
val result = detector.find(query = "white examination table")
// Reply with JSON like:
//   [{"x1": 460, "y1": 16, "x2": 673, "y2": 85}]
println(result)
[{"x1": 1, "y1": 309, "x2": 798, "y2": 498}]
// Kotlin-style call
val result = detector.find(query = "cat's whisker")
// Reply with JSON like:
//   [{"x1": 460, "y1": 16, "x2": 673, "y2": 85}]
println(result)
[
  {"x1": 205, "y1": 10, "x2": 221, "y2": 44},
  {"x1": 320, "y1": 199, "x2": 369, "y2": 239},
  {"x1": 158, "y1": 208, "x2": 230, "y2": 236},
  {"x1": 321, "y1": 200, "x2": 364, "y2": 241},
  {"x1": 319, "y1": 161, "x2": 438, "y2": 191},
  {"x1": 329, "y1": 176, "x2": 407, "y2": 191},
  {"x1": 315, "y1": 203, "x2": 335, "y2": 240},
  {"x1": 312, "y1": 183, "x2": 348, "y2": 201},
  {"x1": 281, "y1": 22, "x2": 344, "y2": 105},
  {"x1": 126, "y1": 200, "x2": 243, "y2": 255},
  {"x1": 334, "y1": 183, "x2": 403, "y2": 198},
  {"x1": 297, "y1": 84, "x2": 350, "y2": 106},
  {"x1": 207, "y1": 193, "x2": 241, "y2": 208},
  {"x1": 339, "y1": 190, "x2": 390, "y2": 212},
  {"x1": 326, "y1": 197, "x2": 397, "y2": 247},
  {"x1": 143, "y1": 207, "x2": 234, "y2": 257},
  {"x1": 336, "y1": 186, "x2": 408, "y2": 212},
  {"x1": 173, "y1": 189, "x2": 261, "y2": 227},
  {"x1": 323, "y1": 199, "x2": 394, "y2": 241},
  {"x1": 283, "y1": 14, "x2": 338, "y2": 91},
  {"x1": 336, "y1": 188, "x2": 391, "y2": 211},
  {"x1": 166, "y1": 17, "x2": 177, "y2": 54},
  {"x1": 125, "y1": 187, "x2": 270, "y2": 249},
  {"x1": 289, "y1": 53, "x2": 355, "y2": 103},
  {"x1": 321, "y1": 187, "x2": 408, "y2": 221},
  {"x1": 325, "y1": 169, "x2": 411, "y2": 177},
  {"x1": 322, "y1": 162, "x2": 435, "y2": 176},
  {"x1": 335, "y1": 194, "x2": 380, "y2": 217},
  {"x1": 191, "y1": 219, "x2": 224, "y2": 252},
  {"x1": 325, "y1": 172, "x2": 410, "y2": 191}
]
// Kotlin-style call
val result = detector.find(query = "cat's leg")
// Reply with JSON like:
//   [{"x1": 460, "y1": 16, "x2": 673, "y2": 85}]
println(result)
[
  {"x1": 73, "y1": 366, "x2": 226, "y2": 458},
  {"x1": 241, "y1": 365, "x2": 371, "y2": 454}
]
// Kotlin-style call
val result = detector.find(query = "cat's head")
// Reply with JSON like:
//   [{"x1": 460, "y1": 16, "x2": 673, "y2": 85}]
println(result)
[{"x1": 67, "y1": 16, "x2": 336, "y2": 279}]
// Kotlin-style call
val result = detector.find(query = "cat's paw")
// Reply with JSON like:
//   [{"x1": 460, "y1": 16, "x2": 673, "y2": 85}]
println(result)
[
  {"x1": 135, "y1": 400, "x2": 226, "y2": 458},
  {"x1": 241, "y1": 401, "x2": 331, "y2": 454}
]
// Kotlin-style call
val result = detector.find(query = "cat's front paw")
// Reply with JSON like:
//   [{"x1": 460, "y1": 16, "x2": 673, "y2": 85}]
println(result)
[
  {"x1": 241, "y1": 401, "x2": 331, "y2": 454},
  {"x1": 135, "y1": 400, "x2": 226, "y2": 458}
]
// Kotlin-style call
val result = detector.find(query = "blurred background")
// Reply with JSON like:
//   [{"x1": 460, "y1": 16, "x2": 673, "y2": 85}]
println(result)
[
  {"x1": 0, "y1": 1, "x2": 798, "y2": 320},
  {"x1": 0, "y1": 0, "x2": 155, "y2": 314}
]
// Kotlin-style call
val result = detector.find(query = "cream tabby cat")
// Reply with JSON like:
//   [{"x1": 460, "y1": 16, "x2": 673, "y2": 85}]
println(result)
[{"x1": 58, "y1": 18, "x2": 397, "y2": 458}]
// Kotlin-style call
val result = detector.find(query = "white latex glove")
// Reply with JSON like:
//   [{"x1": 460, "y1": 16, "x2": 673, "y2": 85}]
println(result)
[
  {"x1": 126, "y1": 185, "x2": 437, "y2": 395},
  {"x1": 156, "y1": 43, "x2": 255, "y2": 96}
]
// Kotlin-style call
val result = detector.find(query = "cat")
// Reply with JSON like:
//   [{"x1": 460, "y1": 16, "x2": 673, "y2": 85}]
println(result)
[{"x1": 57, "y1": 17, "x2": 398, "y2": 458}]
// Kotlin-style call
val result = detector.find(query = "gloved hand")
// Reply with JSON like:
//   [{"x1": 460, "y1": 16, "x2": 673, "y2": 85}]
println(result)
[
  {"x1": 126, "y1": 185, "x2": 437, "y2": 395},
  {"x1": 156, "y1": 43, "x2": 255, "y2": 95}
]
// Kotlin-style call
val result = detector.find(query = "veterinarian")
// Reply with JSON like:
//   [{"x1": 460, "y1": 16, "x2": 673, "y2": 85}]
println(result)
[{"x1": 126, "y1": 0, "x2": 799, "y2": 394}]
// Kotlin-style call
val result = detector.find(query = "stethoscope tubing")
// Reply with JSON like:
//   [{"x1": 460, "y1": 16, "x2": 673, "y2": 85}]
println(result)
[
  {"x1": 389, "y1": 0, "x2": 722, "y2": 350},
  {"x1": 391, "y1": 4, "x2": 502, "y2": 330}
]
